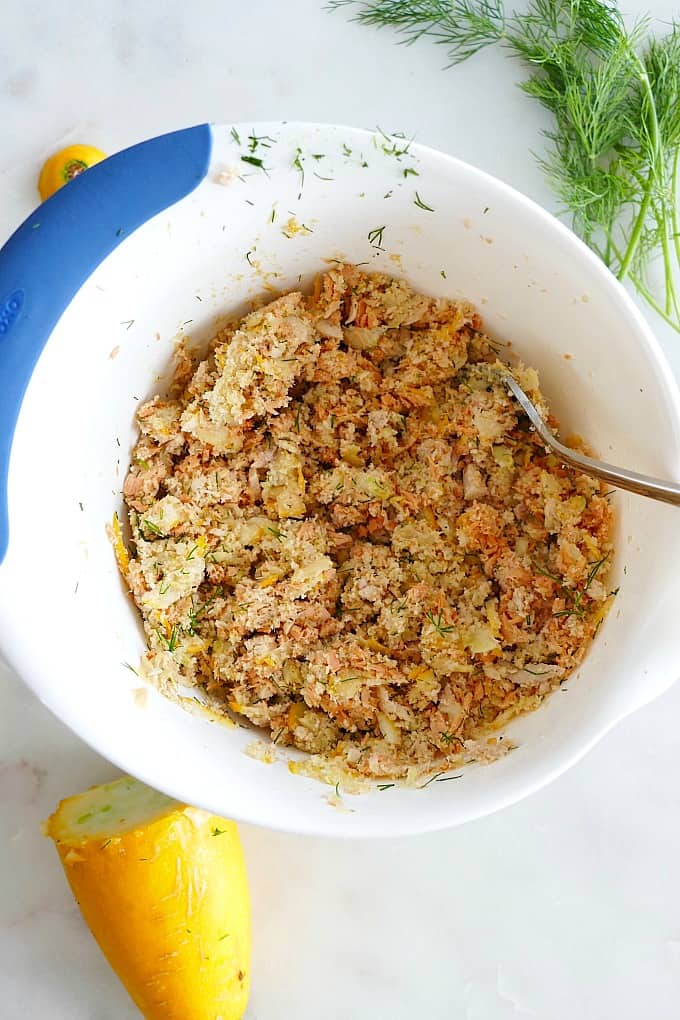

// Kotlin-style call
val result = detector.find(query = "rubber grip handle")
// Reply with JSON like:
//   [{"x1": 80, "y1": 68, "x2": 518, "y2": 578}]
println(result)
[{"x1": 0, "y1": 123, "x2": 213, "y2": 564}]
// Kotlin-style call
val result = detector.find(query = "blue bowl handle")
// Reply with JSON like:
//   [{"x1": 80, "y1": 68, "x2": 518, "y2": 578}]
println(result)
[{"x1": 0, "y1": 124, "x2": 213, "y2": 564}]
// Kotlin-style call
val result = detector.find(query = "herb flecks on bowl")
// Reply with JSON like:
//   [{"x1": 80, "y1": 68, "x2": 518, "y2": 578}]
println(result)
[{"x1": 332, "y1": 0, "x2": 680, "y2": 333}]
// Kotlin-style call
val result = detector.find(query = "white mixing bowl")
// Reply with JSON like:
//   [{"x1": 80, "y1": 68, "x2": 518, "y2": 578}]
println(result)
[{"x1": 1, "y1": 122, "x2": 679, "y2": 837}]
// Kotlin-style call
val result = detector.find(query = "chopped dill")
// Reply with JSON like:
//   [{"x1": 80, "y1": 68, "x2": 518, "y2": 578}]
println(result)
[
  {"x1": 419, "y1": 771, "x2": 463, "y2": 787},
  {"x1": 419, "y1": 772, "x2": 445, "y2": 788},
  {"x1": 266, "y1": 526, "x2": 287, "y2": 542},
  {"x1": 375, "y1": 125, "x2": 413, "y2": 158},
  {"x1": 368, "y1": 224, "x2": 386, "y2": 248},
  {"x1": 241, "y1": 154, "x2": 269, "y2": 174},
  {"x1": 550, "y1": 555, "x2": 609, "y2": 619},
  {"x1": 425, "y1": 609, "x2": 456, "y2": 637},
  {"x1": 188, "y1": 594, "x2": 219, "y2": 634},
  {"x1": 293, "y1": 147, "x2": 305, "y2": 190},
  {"x1": 248, "y1": 132, "x2": 275, "y2": 152},
  {"x1": 414, "y1": 191, "x2": 435, "y2": 211},
  {"x1": 156, "y1": 624, "x2": 180, "y2": 652}
]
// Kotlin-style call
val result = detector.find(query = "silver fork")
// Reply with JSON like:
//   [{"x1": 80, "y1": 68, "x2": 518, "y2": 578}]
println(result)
[{"x1": 501, "y1": 370, "x2": 680, "y2": 507}]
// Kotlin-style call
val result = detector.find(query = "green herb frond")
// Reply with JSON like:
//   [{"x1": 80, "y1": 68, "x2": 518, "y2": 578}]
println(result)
[
  {"x1": 329, "y1": 0, "x2": 506, "y2": 64},
  {"x1": 644, "y1": 23, "x2": 680, "y2": 150},
  {"x1": 332, "y1": 0, "x2": 680, "y2": 332}
]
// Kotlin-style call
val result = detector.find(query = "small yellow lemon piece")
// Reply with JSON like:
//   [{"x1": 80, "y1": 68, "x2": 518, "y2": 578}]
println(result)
[
  {"x1": 38, "y1": 144, "x2": 107, "y2": 200},
  {"x1": 44, "y1": 775, "x2": 251, "y2": 1020},
  {"x1": 110, "y1": 511, "x2": 129, "y2": 577}
]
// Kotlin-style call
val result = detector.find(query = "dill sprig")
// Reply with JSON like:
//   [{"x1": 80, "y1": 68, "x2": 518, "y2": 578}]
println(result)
[
  {"x1": 331, "y1": 0, "x2": 506, "y2": 63},
  {"x1": 332, "y1": 0, "x2": 680, "y2": 333}
]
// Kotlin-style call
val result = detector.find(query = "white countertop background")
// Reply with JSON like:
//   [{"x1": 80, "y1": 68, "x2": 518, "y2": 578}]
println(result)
[{"x1": 2, "y1": 2, "x2": 680, "y2": 1016}]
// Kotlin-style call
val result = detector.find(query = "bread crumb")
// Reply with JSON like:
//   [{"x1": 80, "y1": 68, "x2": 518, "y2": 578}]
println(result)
[{"x1": 245, "y1": 740, "x2": 277, "y2": 764}]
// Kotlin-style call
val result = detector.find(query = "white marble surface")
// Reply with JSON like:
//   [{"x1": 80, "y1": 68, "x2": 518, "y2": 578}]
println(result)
[{"x1": 2, "y1": 1, "x2": 680, "y2": 1016}]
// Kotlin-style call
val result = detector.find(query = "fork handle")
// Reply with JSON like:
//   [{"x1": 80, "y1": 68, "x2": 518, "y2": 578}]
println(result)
[
  {"x1": 503, "y1": 370, "x2": 680, "y2": 507},
  {"x1": 548, "y1": 437, "x2": 680, "y2": 507}
]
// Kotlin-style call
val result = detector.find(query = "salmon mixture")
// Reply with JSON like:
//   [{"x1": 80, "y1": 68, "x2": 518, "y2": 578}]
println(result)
[{"x1": 121, "y1": 264, "x2": 614, "y2": 782}]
